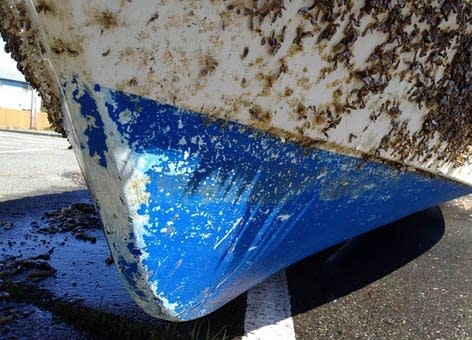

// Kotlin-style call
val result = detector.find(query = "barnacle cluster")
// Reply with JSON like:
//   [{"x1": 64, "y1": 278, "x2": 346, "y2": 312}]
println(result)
[
  {"x1": 0, "y1": 0, "x2": 470, "y2": 169},
  {"x1": 225, "y1": 0, "x2": 471, "y2": 167}
]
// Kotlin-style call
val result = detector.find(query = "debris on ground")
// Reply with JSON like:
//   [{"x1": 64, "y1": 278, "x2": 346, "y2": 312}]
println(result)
[
  {"x1": 0, "y1": 280, "x2": 193, "y2": 339},
  {"x1": 36, "y1": 203, "x2": 100, "y2": 243},
  {"x1": 0, "y1": 291, "x2": 10, "y2": 300},
  {"x1": 442, "y1": 194, "x2": 472, "y2": 220},
  {"x1": 0, "y1": 300, "x2": 87, "y2": 339},
  {"x1": 0, "y1": 306, "x2": 19, "y2": 325},
  {"x1": 0, "y1": 221, "x2": 13, "y2": 230},
  {"x1": 105, "y1": 256, "x2": 114, "y2": 265},
  {"x1": 0, "y1": 253, "x2": 56, "y2": 282},
  {"x1": 445, "y1": 194, "x2": 472, "y2": 210},
  {"x1": 61, "y1": 170, "x2": 86, "y2": 186},
  {"x1": 74, "y1": 231, "x2": 97, "y2": 244}
]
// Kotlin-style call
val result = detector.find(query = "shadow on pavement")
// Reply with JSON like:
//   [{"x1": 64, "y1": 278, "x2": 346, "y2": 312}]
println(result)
[
  {"x1": 0, "y1": 189, "x2": 90, "y2": 215},
  {"x1": 0, "y1": 189, "x2": 246, "y2": 339},
  {"x1": 287, "y1": 206, "x2": 445, "y2": 316},
  {"x1": 0, "y1": 190, "x2": 447, "y2": 338}
]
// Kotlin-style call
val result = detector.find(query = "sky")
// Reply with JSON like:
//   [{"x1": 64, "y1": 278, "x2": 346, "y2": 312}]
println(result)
[{"x1": 0, "y1": 38, "x2": 27, "y2": 82}]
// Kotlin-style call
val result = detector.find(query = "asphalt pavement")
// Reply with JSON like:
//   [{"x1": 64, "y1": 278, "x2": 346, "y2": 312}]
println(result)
[{"x1": 0, "y1": 130, "x2": 471, "y2": 339}]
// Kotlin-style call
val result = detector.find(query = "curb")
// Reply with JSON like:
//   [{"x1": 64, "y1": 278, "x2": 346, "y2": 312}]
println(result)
[{"x1": 0, "y1": 128, "x2": 64, "y2": 138}]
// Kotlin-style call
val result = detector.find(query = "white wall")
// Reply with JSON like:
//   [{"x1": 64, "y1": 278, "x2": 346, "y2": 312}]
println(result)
[
  {"x1": 0, "y1": 39, "x2": 25, "y2": 82},
  {"x1": 0, "y1": 38, "x2": 42, "y2": 112},
  {"x1": 0, "y1": 81, "x2": 40, "y2": 110}
]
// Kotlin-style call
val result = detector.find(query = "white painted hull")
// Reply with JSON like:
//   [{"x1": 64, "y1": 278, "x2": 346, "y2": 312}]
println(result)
[
  {"x1": 1, "y1": 0, "x2": 471, "y2": 321},
  {"x1": 1, "y1": 0, "x2": 470, "y2": 185}
]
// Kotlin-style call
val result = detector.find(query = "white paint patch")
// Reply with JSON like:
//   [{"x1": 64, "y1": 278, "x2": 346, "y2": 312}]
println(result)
[
  {"x1": 277, "y1": 214, "x2": 291, "y2": 221},
  {"x1": 243, "y1": 271, "x2": 296, "y2": 340}
]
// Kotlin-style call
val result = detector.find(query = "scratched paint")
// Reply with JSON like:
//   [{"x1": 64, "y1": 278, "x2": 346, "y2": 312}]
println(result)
[
  {"x1": 0, "y1": 0, "x2": 471, "y2": 185},
  {"x1": 1, "y1": 0, "x2": 471, "y2": 321},
  {"x1": 61, "y1": 78, "x2": 470, "y2": 320}
]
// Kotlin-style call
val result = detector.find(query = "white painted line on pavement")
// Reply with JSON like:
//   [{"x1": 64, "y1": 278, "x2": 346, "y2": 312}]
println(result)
[
  {"x1": 0, "y1": 132, "x2": 65, "y2": 143},
  {"x1": 0, "y1": 147, "x2": 55, "y2": 154},
  {"x1": 243, "y1": 271, "x2": 296, "y2": 340},
  {"x1": 0, "y1": 140, "x2": 66, "y2": 147},
  {"x1": 0, "y1": 137, "x2": 67, "y2": 145}
]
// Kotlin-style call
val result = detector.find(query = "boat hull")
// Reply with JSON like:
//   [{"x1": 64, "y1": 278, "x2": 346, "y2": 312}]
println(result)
[
  {"x1": 1, "y1": 0, "x2": 471, "y2": 321},
  {"x1": 62, "y1": 78, "x2": 470, "y2": 320}
]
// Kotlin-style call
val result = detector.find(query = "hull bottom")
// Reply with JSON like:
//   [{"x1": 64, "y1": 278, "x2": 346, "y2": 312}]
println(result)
[{"x1": 63, "y1": 79, "x2": 471, "y2": 320}]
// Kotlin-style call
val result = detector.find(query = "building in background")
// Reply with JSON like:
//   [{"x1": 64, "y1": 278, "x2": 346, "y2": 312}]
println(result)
[
  {"x1": 0, "y1": 76, "x2": 41, "y2": 110},
  {"x1": 0, "y1": 39, "x2": 48, "y2": 130}
]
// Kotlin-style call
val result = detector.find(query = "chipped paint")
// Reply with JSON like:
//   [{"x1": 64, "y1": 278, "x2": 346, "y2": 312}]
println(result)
[
  {"x1": 1, "y1": 0, "x2": 471, "y2": 322},
  {"x1": 62, "y1": 79, "x2": 470, "y2": 320}
]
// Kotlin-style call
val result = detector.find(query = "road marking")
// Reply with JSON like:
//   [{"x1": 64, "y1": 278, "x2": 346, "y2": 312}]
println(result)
[
  {"x1": 0, "y1": 132, "x2": 65, "y2": 143},
  {"x1": 0, "y1": 131, "x2": 58, "y2": 140},
  {"x1": 243, "y1": 271, "x2": 296, "y2": 340},
  {"x1": 0, "y1": 147, "x2": 57, "y2": 154},
  {"x1": 0, "y1": 132, "x2": 69, "y2": 155},
  {"x1": 0, "y1": 140, "x2": 65, "y2": 147},
  {"x1": 0, "y1": 138, "x2": 66, "y2": 146}
]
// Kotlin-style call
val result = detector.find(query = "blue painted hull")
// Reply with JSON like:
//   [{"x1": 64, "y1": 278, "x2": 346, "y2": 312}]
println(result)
[{"x1": 65, "y1": 79, "x2": 471, "y2": 321}]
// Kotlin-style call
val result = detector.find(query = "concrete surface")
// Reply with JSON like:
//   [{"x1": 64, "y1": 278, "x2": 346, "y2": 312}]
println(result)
[
  {"x1": 0, "y1": 130, "x2": 471, "y2": 339},
  {"x1": 0, "y1": 130, "x2": 77, "y2": 201}
]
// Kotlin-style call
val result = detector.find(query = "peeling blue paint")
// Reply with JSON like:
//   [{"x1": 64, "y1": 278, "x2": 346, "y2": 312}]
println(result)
[
  {"x1": 66, "y1": 78, "x2": 472, "y2": 321},
  {"x1": 127, "y1": 242, "x2": 142, "y2": 257},
  {"x1": 117, "y1": 256, "x2": 146, "y2": 299},
  {"x1": 70, "y1": 79, "x2": 108, "y2": 167}
]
